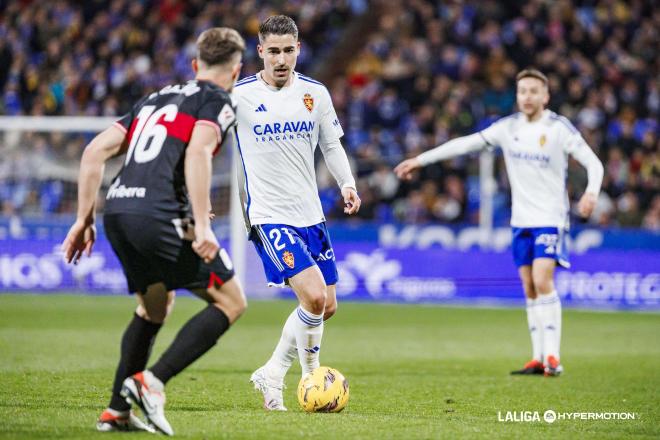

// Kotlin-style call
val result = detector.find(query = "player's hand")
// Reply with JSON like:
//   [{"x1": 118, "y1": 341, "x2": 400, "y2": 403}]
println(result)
[
  {"x1": 577, "y1": 192, "x2": 597, "y2": 218},
  {"x1": 394, "y1": 157, "x2": 422, "y2": 181},
  {"x1": 342, "y1": 186, "x2": 361, "y2": 215},
  {"x1": 193, "y1": 225, "x2": 219, "y2": 263},
  {"x1": 61, "y1": 219, "x2": 96, "y2": 264}
]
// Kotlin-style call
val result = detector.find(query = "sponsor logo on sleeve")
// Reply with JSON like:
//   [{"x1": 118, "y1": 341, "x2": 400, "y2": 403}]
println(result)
[{"x1": 217, "y1": 103, "x2": 236, "y2": 132}]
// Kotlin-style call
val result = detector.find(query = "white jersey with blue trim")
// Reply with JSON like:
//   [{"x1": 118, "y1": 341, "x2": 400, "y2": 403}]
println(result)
[
  {"x1": 232, "y1": 71, "x2": 344, "y2": 228},
  {"x1": 480, "y1": 110, "x2": 594, "y2": 228}
]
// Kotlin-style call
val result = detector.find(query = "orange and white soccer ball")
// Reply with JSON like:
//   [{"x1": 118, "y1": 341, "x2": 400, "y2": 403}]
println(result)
[{"x1": 297, "y1": 366, "x2": 349, "y2": 413}]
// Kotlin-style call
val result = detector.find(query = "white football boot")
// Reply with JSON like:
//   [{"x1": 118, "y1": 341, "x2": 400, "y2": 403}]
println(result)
[
  {"x1": 96, "y1": 408, "x2": 156, "y2": 433},
  {"x1": 250, "y1": 366, "x2": 287, "y2": 411},
  {"x1": 121, "y1": 370, "x2": 174, "y2": 436}
]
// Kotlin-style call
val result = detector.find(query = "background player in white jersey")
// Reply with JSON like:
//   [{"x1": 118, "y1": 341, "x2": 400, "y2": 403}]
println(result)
[
  {"x1": 394, "y1": 69, "x2": 604, "y2": 377},
  {"x1": 232, "y1": 15, "x2": 360, "y2": 410}
]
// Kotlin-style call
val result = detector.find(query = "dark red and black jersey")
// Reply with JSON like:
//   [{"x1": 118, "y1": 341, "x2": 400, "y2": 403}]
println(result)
[{"x1": 104, "y1": 80, "x2": 236, "y2": 219}]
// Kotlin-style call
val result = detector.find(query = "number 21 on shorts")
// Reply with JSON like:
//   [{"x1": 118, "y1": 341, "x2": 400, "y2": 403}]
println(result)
[{"x1": 269, "y1": 227, "x2": 296, "y2": 251}]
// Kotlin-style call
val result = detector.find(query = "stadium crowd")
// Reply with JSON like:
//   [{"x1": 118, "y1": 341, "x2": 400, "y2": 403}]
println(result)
[{"x1": 0, "y1": 0, "x2": 658, "y2": 229}]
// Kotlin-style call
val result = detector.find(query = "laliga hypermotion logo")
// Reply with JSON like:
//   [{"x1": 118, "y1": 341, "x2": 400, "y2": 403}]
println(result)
[
  {"x1": 303, "y1": 93, "x2": 314, "y2": 112},
  {"x1": 282, "y1": 251, "x2": 295, "y2": 269}
]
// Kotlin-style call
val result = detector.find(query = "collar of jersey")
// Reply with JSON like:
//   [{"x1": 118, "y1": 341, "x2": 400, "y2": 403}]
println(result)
[
  {"x1": 195, "y1": 78, "x2": 226, "y2": 93},
  {"x1": 257, "y1": 70, "x2": 297, "y2": 91},
  {"x1": 519, "y1": 109, "x2": 550, "y2": 125}
]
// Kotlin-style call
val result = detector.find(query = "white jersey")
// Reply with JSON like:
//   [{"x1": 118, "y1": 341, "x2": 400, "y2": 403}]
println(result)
[
  {"x1": 480, "y1": 110, "x2": 600, "y2": 228},
  {"x1": 232, "y1": 72, "x2": 345, "y2": 228}
]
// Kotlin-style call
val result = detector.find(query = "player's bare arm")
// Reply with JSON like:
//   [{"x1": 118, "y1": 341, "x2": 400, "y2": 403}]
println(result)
[
  {"x1": 185, "y1": 124, "x2": 221, "y2": 263},
  {"x1": 62, "y1": 126, "x2": 127, "y2": 264}
]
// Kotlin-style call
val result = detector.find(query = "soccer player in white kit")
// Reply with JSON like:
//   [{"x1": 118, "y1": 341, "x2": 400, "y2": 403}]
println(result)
[
  {"x1": 395, "y1": 69, "x2": 604, "y2": 376},
  {"x1": 232, "y1": 15, "x2": 360, "y2": 409}
]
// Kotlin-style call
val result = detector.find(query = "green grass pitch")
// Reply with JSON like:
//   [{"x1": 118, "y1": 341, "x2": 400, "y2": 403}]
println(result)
[{"x1": 0, "y1": 294, "x2": 658, "y2": 439}]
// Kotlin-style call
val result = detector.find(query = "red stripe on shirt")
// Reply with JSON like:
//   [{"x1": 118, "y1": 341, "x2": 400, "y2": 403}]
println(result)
[
  {"x1": 125, "y1": 111, "x2": 201, "y2": 146},
  {"x1": 159, "y1": 112, "x2": 197, "y2": 143},
  {"x1": 126, "y1": 118, "x2": 139, "y2": 143}
]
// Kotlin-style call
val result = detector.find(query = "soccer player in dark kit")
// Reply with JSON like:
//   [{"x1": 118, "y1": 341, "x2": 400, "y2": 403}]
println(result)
[{"x1": 62, "y1": 28, "x2": 246, "y2": 436}]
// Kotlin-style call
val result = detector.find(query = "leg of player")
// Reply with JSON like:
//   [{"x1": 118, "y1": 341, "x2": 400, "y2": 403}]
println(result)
[
  {"x1": 510, "y1": 266, "x2": 545, "y2": 375},
  {"x1": 510, "y1": 228, "x2": 545, "y2": 376},
  {"x1": 136, "y1": 285, "x2": 176, "y2": 324},
  {"x1": 532, "y1": 258, "x2": 563, "y2": 376},
  {"x1": 250, "y1": 276, "x2": 337, "y2": 411},
  {"x1": 287, "y1": 265, "x2": 327, "y2": 376},
  {"x1": 121, "y1": 278, "x2": 247, "y2": 436},
  {"x1": 97, "y1": 284, "x2": 173, "y2": 433},
  {"x1": 251, "y1": 265, "x2": 326, "y2": 411},
  {"x1": 324, "y1": 284, "x2": 338, "y2": 320}
]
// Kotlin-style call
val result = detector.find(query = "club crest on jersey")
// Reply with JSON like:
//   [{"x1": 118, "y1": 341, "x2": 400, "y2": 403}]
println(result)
[
  {"x1": 539, "y1": 134, "x2": 546, "y2": 147},
  {"x1": 303, "y1": 93, "x2": 314, "y2": 112},
  {"x1": 282, "y1": 251, "x2": 295, "y2": 268}
]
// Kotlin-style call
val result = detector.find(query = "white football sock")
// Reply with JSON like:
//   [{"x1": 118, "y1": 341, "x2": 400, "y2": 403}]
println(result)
[
  {"x1": 293, "y1": 306, "x2": 324, "y2": 375},
  {"x1": 536, "y1": 291, "x2": 562, "y2": 361},
  {"x1": 526, "y1": 298, "x2": 543, "y2": 362},
  {"x1": 264, "y1": 309, "x2": 298, "y2": 383}
]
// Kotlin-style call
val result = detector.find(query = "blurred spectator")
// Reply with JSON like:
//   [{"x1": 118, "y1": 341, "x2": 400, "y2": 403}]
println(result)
[
  {"x1": 616, "y1": 191, "x2": 643, "y2": 227},
  {"x1": 642, "y1": 195, "x2": 660, "y2": 231},
  {"x1": 589, "y1": 192, "x2": 616, "y2": 227},
  {"x1": 331, "y1": 0, "x2": 658, "y2": 227},
  {"x1": 0, "y1": 0, "x2": 359, "y2": 215},
  {"x1": 0, "y1": 0, "x2": 351, "y2": 117}
]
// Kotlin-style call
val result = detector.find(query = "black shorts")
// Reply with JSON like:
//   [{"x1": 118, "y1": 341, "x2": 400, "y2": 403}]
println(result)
[{"x1": 104, "y1": 213, "x2": 234, "y2": 294}]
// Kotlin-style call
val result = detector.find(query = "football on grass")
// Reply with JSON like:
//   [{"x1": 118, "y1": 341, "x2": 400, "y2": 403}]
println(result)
[{"x1": 297, "y1": 366, "x2": 349, "y2": 413}]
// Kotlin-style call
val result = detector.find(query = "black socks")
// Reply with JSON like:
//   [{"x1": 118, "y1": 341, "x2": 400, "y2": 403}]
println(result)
[
  {"x1": 150, "y1": 306, "x2": 230, "y2": 385},
  {"x1": 109, "y1": 313, "x2": 162, "y2": 411}
]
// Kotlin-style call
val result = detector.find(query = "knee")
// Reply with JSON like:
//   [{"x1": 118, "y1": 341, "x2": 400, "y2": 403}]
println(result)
[
  {"x1": 219, "y1": 292, "x2": 248, "y2": 324},
  {"x1": 532, "y1": 276, "x2": 553, "y2": 296},
  {"x1": 234, "y1": 296, "x2": 248, "y2": 318},
  {"x1": 323, "y1": 300, "x2": 337, "y2": 321},
  {"x1": 522, "y1": 281, "x2": 537, "y2": 299},
  {"x1": 136, "y1": 304, "x2": 172, "y2": 325},
  {"x1": 307, "y1": 290, "x2": 327, "y2": 316}
]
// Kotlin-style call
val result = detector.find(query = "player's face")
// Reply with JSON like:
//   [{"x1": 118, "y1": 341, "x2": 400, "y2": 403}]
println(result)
[
  {"x1": 258, "y1": 34, "x2": 300, "y2": 88},
  {"x1": 516, "y1": 77, "x2": 549, "y2": 120}
]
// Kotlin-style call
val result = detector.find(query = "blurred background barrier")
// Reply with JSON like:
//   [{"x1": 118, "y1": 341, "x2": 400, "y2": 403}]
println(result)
[
  {"x1": 0, "y1": 0, "x2": 658, "y2": 229},
  {"x1": 1, "y1": 220, "x2": 658, "y2": 310}
]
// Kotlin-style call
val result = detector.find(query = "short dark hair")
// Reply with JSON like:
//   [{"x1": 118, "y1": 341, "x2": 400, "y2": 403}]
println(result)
[
  {"x1": 258, "y1": 15, "x2": 298, "y2": 43},
  {"x1": 196, "y1": 27, "x2": 245, "y2": 67},
  {"x1": 516, "y1": 68, "x2": 548, "y2": 87}
]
